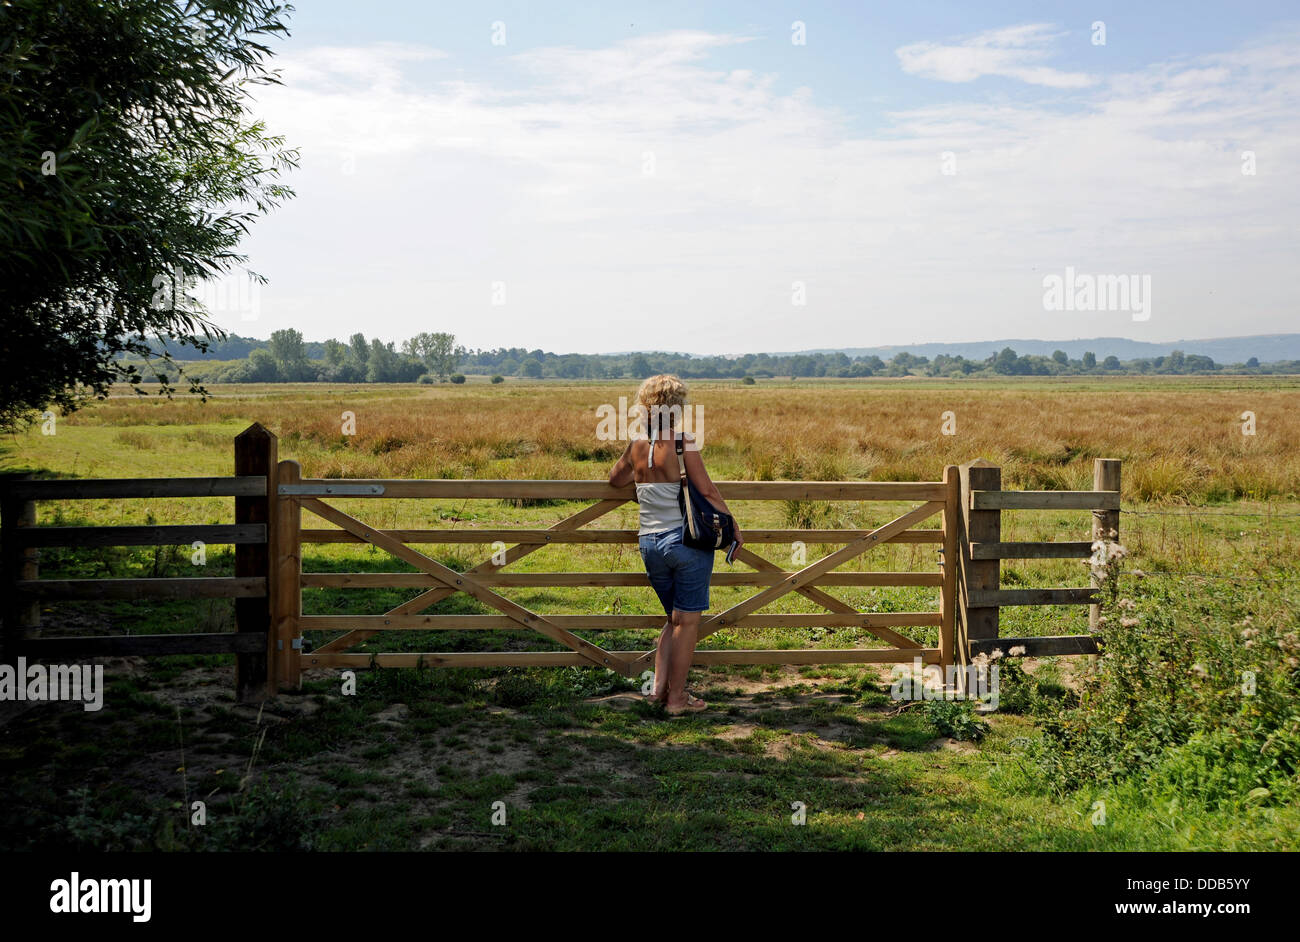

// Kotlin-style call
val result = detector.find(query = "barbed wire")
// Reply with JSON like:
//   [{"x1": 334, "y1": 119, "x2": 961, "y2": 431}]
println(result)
[
  {"x1": 1122, "y1": 569, "x2": 1291, "y2": 583},
  {"x1": 1120, "y1": 505, "x2": 1300, "y2": 518}
]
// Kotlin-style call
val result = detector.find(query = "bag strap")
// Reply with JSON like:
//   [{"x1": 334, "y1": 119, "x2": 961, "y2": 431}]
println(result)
[
  {"x1": 676, "y1": 432, "x2": 699, "y2": 539},
  {"x1": 647, "y1": 408, "x2": 675, "y2": 469},
  {"x1": 646, "y1": 406, "x2": 655, "y2": 468}
]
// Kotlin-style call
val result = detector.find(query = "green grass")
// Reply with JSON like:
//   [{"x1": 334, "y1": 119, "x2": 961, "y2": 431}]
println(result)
[{"x1": 4, "y1": 654, "x2": 1295, "y2": 851}]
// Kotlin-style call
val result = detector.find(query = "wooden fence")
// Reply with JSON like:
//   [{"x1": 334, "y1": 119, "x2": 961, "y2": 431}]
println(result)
[
  {"x1": 1, "y1": 424, "x2": 1121, "y2": 701},
  {"x1": 956, "y1": 457, "x2": 1120, "y2": 664}
]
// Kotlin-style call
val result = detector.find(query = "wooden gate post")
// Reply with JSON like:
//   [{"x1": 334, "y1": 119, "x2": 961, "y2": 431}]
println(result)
[
  {"x1": 273, "y1": 460, "x2": 302, "y2": 690},
  {"x1": 956, "y1": 460, "x2": 1001, "y2": 689},
  {"x1": 1, "y1": 474, "x2": 40, "y2": 663},
  {"x1": 234, "y1": 424, "x2": 277, "y2": 702},
  {"x1": 938, "y1": 465, "x2": 959, "y2": 672},
  {"x1": 1090, "y1": 458, "x2": 1122, "y2": 631}
]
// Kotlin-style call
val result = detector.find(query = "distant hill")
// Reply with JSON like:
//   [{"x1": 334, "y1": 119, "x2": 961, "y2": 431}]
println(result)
[
  {"x1": 168, "y1": 332, "x2": 1300, "y2": 367},
  {"x1": 777, "y1": 334, "x2": 1300, "y2": 364}
]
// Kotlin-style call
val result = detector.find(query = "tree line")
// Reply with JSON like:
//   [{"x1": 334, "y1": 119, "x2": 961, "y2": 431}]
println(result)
[
  {"x1": 182, "y1": 330, "x2": 467, "y2": 383},
  {"x1": 146, "y1": 333, "x2": 1300, "y2": 383}
]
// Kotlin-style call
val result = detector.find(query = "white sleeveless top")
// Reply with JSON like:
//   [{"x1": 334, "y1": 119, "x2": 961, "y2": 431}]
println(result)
[
  {"x1": 636, "y1": 482, "x2": 680, "y2": 535},
  {"x1": 636, "y1": 427, "x2": 684, "y2": 535}
]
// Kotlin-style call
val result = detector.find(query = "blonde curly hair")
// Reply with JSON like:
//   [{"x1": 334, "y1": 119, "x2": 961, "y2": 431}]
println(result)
[{"x1": 636, "y1": 373, "x2": 687, "y2": 437}]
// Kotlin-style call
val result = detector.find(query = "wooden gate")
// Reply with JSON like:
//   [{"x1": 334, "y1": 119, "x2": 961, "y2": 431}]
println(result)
[{"x1": 273, "y1": 465, "x2": 962, "y2": 683}]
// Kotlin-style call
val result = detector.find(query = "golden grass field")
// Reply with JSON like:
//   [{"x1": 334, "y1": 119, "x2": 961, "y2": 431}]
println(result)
[{"x1": 19, "y1": 375, "x2": 1300, "y2": 502}]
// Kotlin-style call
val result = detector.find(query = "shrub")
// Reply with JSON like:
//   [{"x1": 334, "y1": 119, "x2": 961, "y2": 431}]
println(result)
[
  {"x1": 417, "y1": 373, "x2": 435, "y2": 384},
  {"x1": 924, "y1": 700, "x2": 989, "y2": 741},
  {"x1": 491, "y1": 375, "x2": 504, "y2": 384},
  {"x1": 450, "y1": 374, "x2": 466, "y2": 384},
  {"x1": 1023, "y1": 580, "x2": 1300, "y2": 811},
  {"x1": 209, "y1": 776, "x2": 318, "y2": 851},
  {"x1": 741, "y1": 375, "x2": 755, "y2": 385}
]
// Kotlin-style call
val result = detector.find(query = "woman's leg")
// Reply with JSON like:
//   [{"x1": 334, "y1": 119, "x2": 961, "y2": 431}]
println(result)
[
  {"x1": 640, "y1": 534, "x2": 675, "y2": 702},
  {"x1": 650, "y1": 618, "x2": 672, "y2": 700},
  {"x1": 663, "y1": 609, "x2": 703, "y2": 711}
]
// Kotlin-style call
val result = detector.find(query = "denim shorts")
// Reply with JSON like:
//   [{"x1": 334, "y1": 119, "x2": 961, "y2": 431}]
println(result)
[{"x1": 638, "y1": 526, "x2": 714, "y2": 614}]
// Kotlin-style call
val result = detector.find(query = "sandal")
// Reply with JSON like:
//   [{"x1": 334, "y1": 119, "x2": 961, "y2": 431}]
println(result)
[
  {"x1": 647, "y1": 686, "x2": 696, "y2": 705},
  {"x1": 665, "y1": 693, "x2": 708, "y2": 715}
]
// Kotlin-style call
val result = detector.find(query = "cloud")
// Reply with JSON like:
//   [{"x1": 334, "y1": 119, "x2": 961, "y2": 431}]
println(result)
[
  {"x1": 270, "y1": 42, "x2": 447, "y2": 91},
  {"x1": 240, "y1": 28, "x2": 1300, "y2": 350},
  {"x1": 896, "y1": 24, "x2": 1096, "y2": 88}
]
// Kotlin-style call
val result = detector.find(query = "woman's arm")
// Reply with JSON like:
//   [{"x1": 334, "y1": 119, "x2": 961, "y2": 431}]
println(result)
[
  {"x1": 608, "y1": 441, "x2": 636, "y2": 488},
  {"x1": 682, "y1": 435, "x2": 743, "y2": 544}
]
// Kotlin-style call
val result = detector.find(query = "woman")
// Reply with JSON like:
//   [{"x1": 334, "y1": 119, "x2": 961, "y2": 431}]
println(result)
[{"x1": 608, "y1": 375, "x2": 743, "y2": 714}]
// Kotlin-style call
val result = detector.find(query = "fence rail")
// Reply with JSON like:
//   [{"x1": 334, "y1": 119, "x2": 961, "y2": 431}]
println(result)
[
  {"x1": 299, "y1": 528, "x2": 945, "y2": 544},
  {"x1": 1, "y1": 424, "x2": 1122, "y2": 701},
  {"x1": 2, "y1": 476, "x2": 267, "y2": 500},
  {"x1": 15, "y1": 577, "x2": 267, "y2": 599},
  {"x1": 284, "y1": 479, "x2": 949, "y2": 501}
]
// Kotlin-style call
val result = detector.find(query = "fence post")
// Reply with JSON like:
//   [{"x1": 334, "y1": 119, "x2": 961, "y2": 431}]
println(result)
[
  {"x1": 957, "y1": 459, "x2": 1001, "y2": 688},
  {"x1": 1, "y1": 475, "x2": 40, "y2": 662},
  {"x1": 234, "y1": 423, "x2": 277, "y2": 703},
  {"x1": 273, "y1": 460, "x2": 302, "y2": 690},
  {"x1": 938, "y1": 465, "x2": 959, "y2": 673},
  {"x1": 1090, "y1": 458, "x2": 1122, "y2": 631}
]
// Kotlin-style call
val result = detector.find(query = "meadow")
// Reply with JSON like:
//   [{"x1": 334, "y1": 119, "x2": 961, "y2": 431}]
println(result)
[{"x1": 1, "y1": 375, "x2": 1297, "y2": 851}]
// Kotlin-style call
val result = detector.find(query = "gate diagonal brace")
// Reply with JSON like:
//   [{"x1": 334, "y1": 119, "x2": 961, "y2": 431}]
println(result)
[
  {"x1": 631, "y1": 501, "x2": 944, "y2": 671},
  {"x1": 729, "y1": 545, "x2": 923, "y2": 649},
  {"x1": 312, "y1": 498, "x2": 627, "y2": 654},
  {"x1": 299, "y1": 498, "x2": 634, "y2": 675}
]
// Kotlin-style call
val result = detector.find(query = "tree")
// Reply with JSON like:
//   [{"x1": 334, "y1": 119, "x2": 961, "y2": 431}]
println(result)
[
  {"x1": 323, "y1": 339, "x2": 347, "y2": 367},
  {"x1": 366, "y1": 341, "x2": 398, "y2": 383},
  {"x1": 1052, "y1": 349, "x2": 1069, "y2": 365},
  {"x1": 403, "y1": 332, "x2": 463, "y2": 381},
  {"x1": 519, "y1": 357, "x2": 543, "y2": 378},
  {"x1": 630, "y1": 355, "x2": 652, "y2": 377},
  {"x1": 0, "y1": 0, "x2": 297, "y2": 429},
  {"x1": 348, "y1": 333, "x2": 369, "y2": 367},
  {"x1": 268, "y1": 328, "x2": 309, "y2": 381},
  {"x1": 1102, "y1": 355, "x2": 1121, "y2": 370},
  {"x1": 245, "y1": 349, "x2": 279, "y2": 383},
  {"x1": 992, "y1": 347, "x2": 1019, "y2": 375},
  {"x1": 1081, "y1": 351, "x2": 1097, "y2": 369}
]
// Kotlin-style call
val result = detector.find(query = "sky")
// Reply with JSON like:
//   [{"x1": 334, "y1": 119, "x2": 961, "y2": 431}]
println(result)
[{"x1": 222, "y1": 0, "x2": 1300, "y2": 354}]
